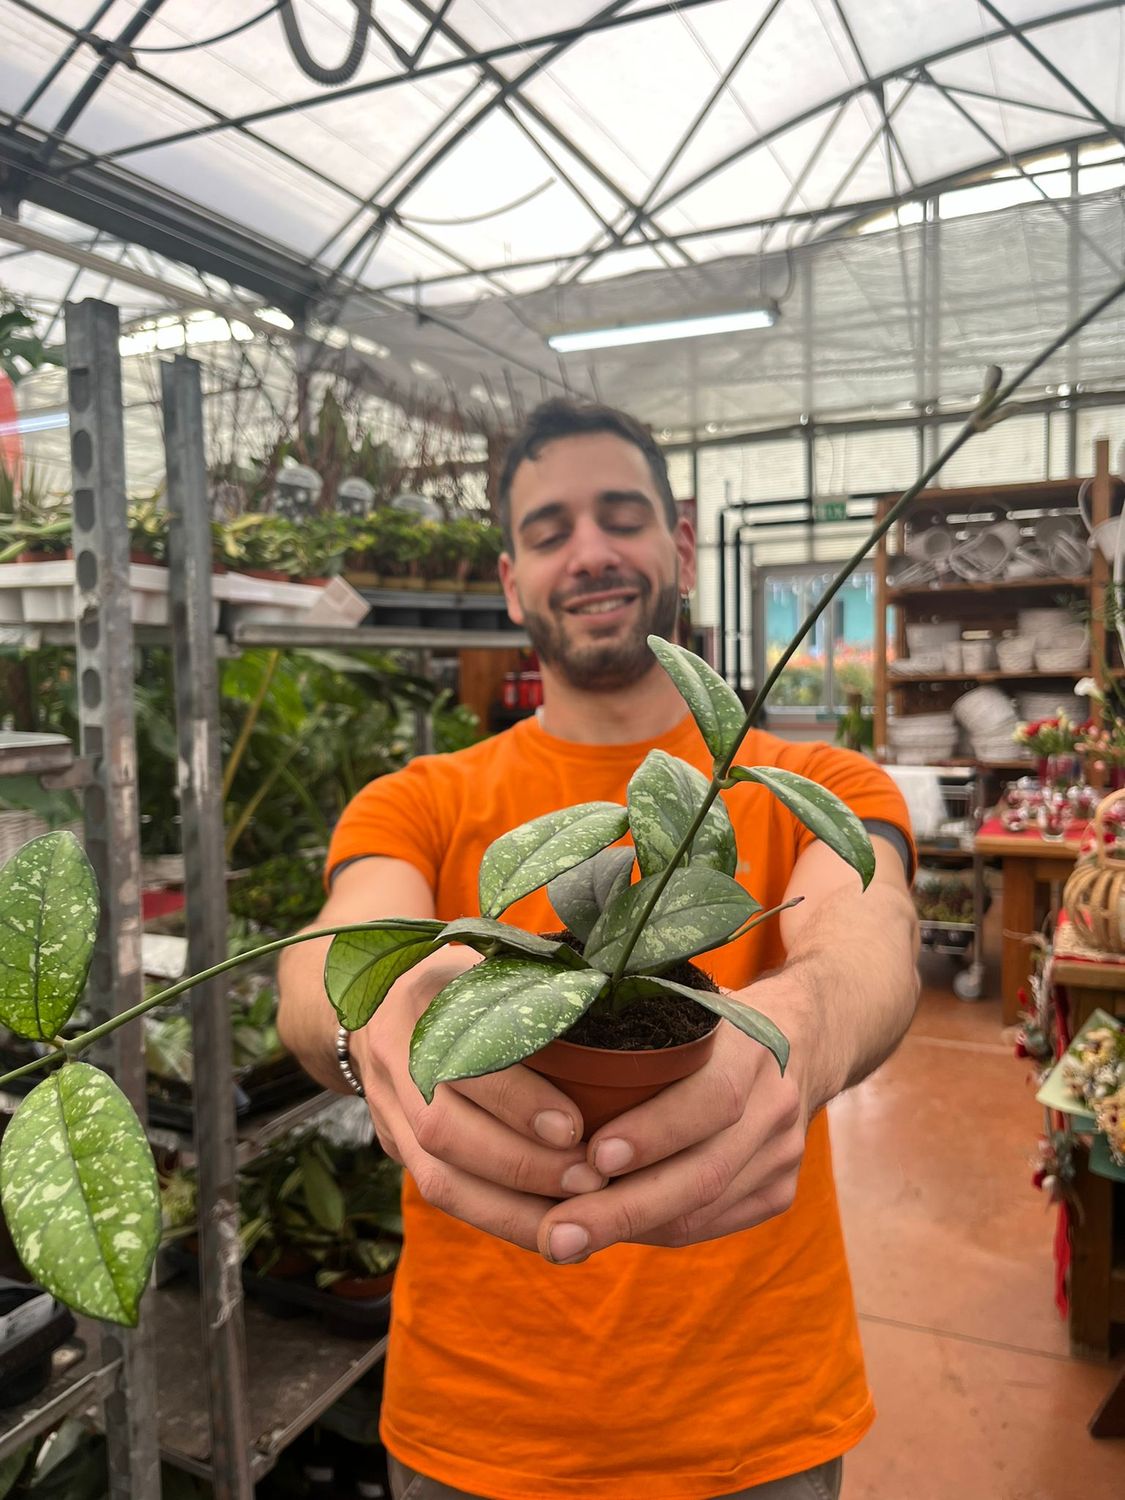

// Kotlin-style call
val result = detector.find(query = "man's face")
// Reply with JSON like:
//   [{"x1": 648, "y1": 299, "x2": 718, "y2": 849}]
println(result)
[{"x1": 498, "y1": 432, "x2": 696, "y2": 692}]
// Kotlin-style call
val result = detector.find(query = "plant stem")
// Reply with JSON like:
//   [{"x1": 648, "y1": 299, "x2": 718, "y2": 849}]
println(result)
[
  {"x1": 609, "y1": 271, "x2": 1125, "y2": 982},
  {"x1": 222, "y1": 648, "x2": 279, "y2": 801},
  {"x1": 0, "y1": 920, "x2": 414, "y2": 1090}
]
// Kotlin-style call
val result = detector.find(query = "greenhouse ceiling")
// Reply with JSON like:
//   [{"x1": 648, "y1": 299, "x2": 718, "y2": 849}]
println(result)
[{"x1": 3, "y1": 0, "x2": 1125, "y2": 436}]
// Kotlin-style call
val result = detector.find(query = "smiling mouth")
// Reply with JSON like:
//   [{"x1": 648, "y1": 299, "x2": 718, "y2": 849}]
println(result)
[{"x1": 562, "y1": 591, "x2": 640, "y2": 617}]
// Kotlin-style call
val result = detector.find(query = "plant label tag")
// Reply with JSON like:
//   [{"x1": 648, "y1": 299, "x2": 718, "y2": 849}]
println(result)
[
  {"x1": 0, "y1": 1289, "x2": 54, "y2": 1345},
  {"x1": 142, "y1": 933, "x2": 189, "y2": 979},
  {"x1": 303, "y1": 576, "x2": 370, "y2": 627}
]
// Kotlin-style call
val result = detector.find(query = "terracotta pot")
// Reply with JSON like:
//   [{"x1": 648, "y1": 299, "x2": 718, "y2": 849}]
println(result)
[
  {"x1": 128, "y1": 549, "x2": 162, "y2": 567},
  {"x1": 16, "y1": 547, "x2": 72, "y2": 562},
  {"x1": 251, "y1": 1244, "x2": 316, "y2": 1279},
  {"x1": 526, "y1": 1024, "x2": 720, "y2": 1137},
  {"x1": 242, "y1": 567, "x2": 294, "y2": 583},
  {"x1": 327, "y1": 1269, "x2": 395, "y2": 1300}
]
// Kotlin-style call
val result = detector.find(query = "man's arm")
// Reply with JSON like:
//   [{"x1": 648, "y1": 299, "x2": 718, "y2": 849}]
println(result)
[
  {"x1": 276, "y1": 857, "x2": 608, "y2": 1248},
  {"x1": 533, "y1": 834, "x2": 919, "y2": 1263},
  {"x1": 277, "y1": 856, "x2": 436, "y2": 1091},
  {"x1": 769, "y1": 831, "x2": 921, "y2": 1113}
]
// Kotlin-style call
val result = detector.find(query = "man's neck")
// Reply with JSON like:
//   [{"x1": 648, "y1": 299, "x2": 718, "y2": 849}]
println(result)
[{"x1": 534, "y1": 663, "x2": 688, "y2": 745}]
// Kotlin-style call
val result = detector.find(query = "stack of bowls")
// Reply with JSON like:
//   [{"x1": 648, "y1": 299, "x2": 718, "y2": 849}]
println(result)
[
  {"x1": 1018, "y1": 691, "x2": 1083, "y2": 724},
  {"x1": 885, "y1": 711, "x2": 960, "y2": 764},
  {"x1": 953, "y1": 686, "x2": 1023, "y2": 763}
]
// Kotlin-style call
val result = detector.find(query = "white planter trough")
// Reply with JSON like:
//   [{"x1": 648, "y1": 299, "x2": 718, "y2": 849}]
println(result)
[
  {"x1": 0, "y1": 561, "x2": 220, "y2": 628},
  {"x1": 218, "y1": 572, "x2": 326, "y2": 626}
]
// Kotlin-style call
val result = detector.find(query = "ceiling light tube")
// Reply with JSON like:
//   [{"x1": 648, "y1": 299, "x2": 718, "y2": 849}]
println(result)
[{"x1": 548, "y1": 304, "x2": 779, "y2": 353}]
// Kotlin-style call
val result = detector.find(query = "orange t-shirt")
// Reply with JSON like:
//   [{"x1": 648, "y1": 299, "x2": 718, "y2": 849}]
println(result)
[{"x1": 326, "y1": 714, "x2": 912, "y2": 1500}]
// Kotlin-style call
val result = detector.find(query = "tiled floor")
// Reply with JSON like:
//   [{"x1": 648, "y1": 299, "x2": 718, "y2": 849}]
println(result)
[{"x1": 830, "y1": 931, "x2": 1125, "y2": 1499}]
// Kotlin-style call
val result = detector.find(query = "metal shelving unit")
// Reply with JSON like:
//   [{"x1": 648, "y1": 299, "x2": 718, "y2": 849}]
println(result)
[
  {"x1": 0, "y1": 1341, "x2": 120, "y2": 1465},
  {"x1": 1, "y1": 300, "x2": 521, "y2": 1497}
]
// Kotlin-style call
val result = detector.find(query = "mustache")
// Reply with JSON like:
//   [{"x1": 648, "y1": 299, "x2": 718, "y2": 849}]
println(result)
[{"x1": 551, "y1": 575, "x2": 650, "y2": 610}]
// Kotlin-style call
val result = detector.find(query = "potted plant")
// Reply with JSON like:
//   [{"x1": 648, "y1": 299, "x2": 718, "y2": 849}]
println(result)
[
  {"x1": 1, "y1": 290, "x2": 1124, "y2": 1325},
  {"x1": 238, "y1": 1135, "x2": 402, "y2": 1299},
  {"x1": 125, "y1": 494, "x2": 169, "y2": 566}
]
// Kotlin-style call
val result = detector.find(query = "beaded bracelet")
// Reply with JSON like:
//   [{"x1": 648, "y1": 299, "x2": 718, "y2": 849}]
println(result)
[{"x1": 335, "y1": 1024, "x2": 365, "y2": 1097}]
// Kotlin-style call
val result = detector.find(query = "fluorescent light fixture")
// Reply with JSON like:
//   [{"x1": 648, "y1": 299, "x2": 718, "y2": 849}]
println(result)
[
  {"x1": 0, "y1": 411, "x2": 69, "y2": 435},
  {"x1": 548, "y1": 304, "x2": 778, "y2": 354}
]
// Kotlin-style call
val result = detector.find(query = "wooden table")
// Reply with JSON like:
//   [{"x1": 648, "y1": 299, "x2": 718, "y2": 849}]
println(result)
[
  {"x1": 974, "y1": 817, "x2": 1085, "y2": 1024},
  {"x1": 1051, "y1": 944, "x2": 1125, "y2": 1436}
]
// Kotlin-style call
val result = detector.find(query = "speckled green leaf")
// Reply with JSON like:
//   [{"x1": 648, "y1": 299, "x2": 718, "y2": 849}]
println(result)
[
  {"x1": 585, "y1": 867, "x2": 758, "y2": 974},
  {"x1": 409, "y1": 958, "x2": 609, "y2": 1104},
  {"x1": 0, "y1": 1063, "x2": 160, "y2": 1326},
  {"x1": 436, "y1": 917, "x2": 589, "y2": 967},
  {"x1": 326, "y1": 920, "x2": 444, "y2": 1030},
  {"x1": 729, "y1": 766, "x2": 875, "y2": 888},
  {"x1": 613, "y1": 974, "x2": 789, "y2": 1073},
  {"x1": 627, "y1": 750, "x2": 736, "y2": 879},
  {"x1": 648, "y1": 637, "x2": 746, "y2": 762},
  {"x1": 478, "y1": 803, "x2": 629, "y2": 919},
  {"x1": 547, "y1": 846, "x2": 635, "y2": 943},
  {"x1": 0, "y1": 831, "x2": 98, "y2": 1041}
]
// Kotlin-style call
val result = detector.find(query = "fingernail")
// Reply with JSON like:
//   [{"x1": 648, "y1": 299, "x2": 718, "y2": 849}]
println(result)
[
  {"x1": 533, "y1": 1109, "x2": 576, "y2": 1146},
  {"x1": 560, "y1": 1163, "x2": 605, "y2": 1195},
  {"x1": 548, "y1": 1223, "x2": 590, "y2": 1263},
  {"x1": 594, "y1": 1138, "x2": 633, "y2": 1174}
]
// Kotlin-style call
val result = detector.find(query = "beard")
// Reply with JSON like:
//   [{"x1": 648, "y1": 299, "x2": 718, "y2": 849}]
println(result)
[{"x1": 521, "y1": 572, "x2": 681, "y2": 692}]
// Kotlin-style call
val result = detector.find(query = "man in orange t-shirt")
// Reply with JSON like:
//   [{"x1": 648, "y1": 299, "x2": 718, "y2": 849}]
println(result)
[{"x1": 278, "y1": 399, "x2": 918, "y2": 1500}]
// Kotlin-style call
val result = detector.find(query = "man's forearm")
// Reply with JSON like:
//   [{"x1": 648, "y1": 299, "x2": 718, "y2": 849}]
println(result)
[
  {"x1": 745, "y1": 882, "x2": 920, "y2": 1116},
  {"x1": 276, "y1": 931, "x2": 351, "y2": 1093}
]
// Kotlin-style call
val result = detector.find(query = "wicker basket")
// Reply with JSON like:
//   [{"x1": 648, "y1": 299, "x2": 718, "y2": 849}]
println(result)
[
  {"x1": 996, "y1": 635, "x2": 1035, "y2": 672},
  {"x1": 1062, "y1": 789, "x2": 1125, "y2": 953}
]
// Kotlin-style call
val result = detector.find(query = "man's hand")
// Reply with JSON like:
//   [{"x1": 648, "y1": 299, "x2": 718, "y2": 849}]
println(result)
[
  {"x1": 534, "y1": 1010, "x2": 808, "y2": 1265},
  {"x1": 353, "y1": 949, "x2": 609, "y2": 1251}
]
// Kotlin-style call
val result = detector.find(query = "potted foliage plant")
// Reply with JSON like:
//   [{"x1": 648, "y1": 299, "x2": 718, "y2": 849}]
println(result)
[{"x1": 1, "y1": 290, "x2": 1124, "y2": 1325}]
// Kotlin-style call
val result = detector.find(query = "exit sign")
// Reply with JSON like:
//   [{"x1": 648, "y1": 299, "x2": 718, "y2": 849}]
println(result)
[{"x1": 814, "y1": 498, "x2": 847, "y2": 522}]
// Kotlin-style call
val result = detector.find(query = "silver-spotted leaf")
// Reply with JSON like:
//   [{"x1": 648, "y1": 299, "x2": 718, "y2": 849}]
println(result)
[
  {"x1": 584, "y1": 867, "x2": 758, "y2": 974},
  {"x1": 436, "y1": 917, "x2": 588, "y2": 967},
  {"x1": 613, "y1": 973, "x2": 789, "y2": 1073},
  {"x1": 409, "y1": 958, "x2": 608, "y2": 1103},
  {"x1": 729, "y1": 766, "x2": 876, "y2": 888},
  {"x1": 547, "y1": 846, "x2": 635, "y2": 943},
  {"x1": 326, "y1": 920, "x2": 444, "y2": 1030},
  {"x1": 478, "y1": 803, "x2": 628, "y2": 919},
  {"x1": 647, "y1": 637, "x2": 746, "y2": 762},
  {"x1": 0, "y1": 1063, "x2": 160, "y2": 1325},
  {"x1": 627, "y1": 750, "x2": 736, "y2": 878},
  {"x1": 0, "y1": 831, "x2": 98, "y2": 1041}
]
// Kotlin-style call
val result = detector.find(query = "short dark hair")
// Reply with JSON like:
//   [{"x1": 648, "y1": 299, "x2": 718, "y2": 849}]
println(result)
[{"x1": 496, "y1": 398, "x2": 677, "y2": 549}]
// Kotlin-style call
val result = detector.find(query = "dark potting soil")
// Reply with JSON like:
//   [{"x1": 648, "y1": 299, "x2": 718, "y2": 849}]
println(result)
[{"x1": 544, "y1": 931, "x2": 719, "y2": 1051}]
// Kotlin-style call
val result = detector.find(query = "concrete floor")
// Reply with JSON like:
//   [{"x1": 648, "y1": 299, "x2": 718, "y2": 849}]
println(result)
[{"x1": 830, "y1": 932, "x2": 1125, "y2": 1500}]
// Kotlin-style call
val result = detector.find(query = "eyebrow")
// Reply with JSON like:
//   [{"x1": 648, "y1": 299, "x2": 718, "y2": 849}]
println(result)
[{"x1": 517, "y1": 490, "x2": 657, "y2": 535}]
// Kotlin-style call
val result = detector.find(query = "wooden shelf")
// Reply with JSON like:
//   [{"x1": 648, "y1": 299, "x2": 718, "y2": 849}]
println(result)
[
  {"x1": 887, "y1": 574, "x2": 1090, "y2": 600},
  {"x1": 889, "y1": 668, "x2": 1089, "y2": 684},
  {"x1": 879, "y1": 477, "x2": 1099, "y2": 509}
]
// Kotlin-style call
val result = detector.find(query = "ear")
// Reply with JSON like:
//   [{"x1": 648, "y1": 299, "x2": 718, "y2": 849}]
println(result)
[
  {"x1": 674, "y1": 516, "x2": 696, "y2": 595},
  {"x1": 498, "y1": 551, "x2": 526, "y2": 627}
]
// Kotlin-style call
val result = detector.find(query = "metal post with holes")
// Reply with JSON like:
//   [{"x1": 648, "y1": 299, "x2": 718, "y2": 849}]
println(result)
[
  {"x1": 162, "y1": 354, "x2": 253, "y2": 1498},
  {"x1": 64, "y1": 298, "x2": 161, "y2": 1499}
]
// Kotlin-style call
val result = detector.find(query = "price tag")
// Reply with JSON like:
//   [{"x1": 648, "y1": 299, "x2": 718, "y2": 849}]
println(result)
[{"x1": 141, "y1": 933, "x2": 189, "y2": 979}]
